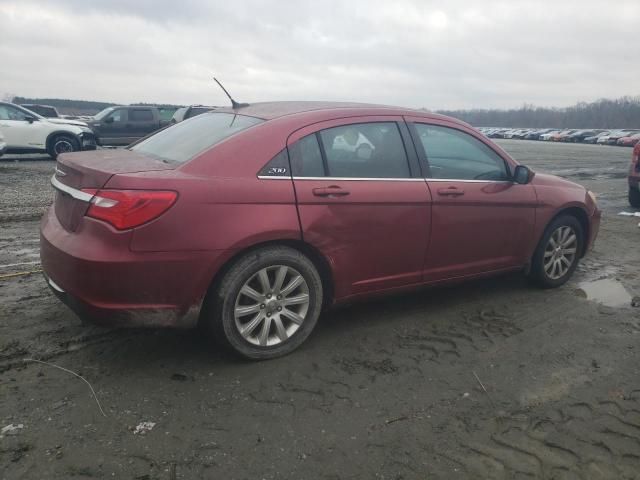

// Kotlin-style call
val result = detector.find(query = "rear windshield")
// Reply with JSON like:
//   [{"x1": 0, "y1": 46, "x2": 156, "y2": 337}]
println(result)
[{"x1": 131, "y1": 112, "x2": 263, "y2": 164}]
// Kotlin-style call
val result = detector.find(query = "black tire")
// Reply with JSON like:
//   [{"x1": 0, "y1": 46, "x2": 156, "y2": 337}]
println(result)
[
  {"x1": 629, "y1": 187, "x2": 640, "y2": 209},
  {"x1": 203, "y1": 246, "x2": 323, "y2": 360},
  {"x1": 529, "y1": 215, "x2": 584, "y2": 288},
  {"x1": 47, "y1": 134, "x2": 79, "y2": 160}
]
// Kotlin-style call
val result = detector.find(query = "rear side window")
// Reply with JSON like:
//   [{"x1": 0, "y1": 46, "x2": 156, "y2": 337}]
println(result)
[
  {"x1": 289, "y1": 134, "x2": 325, "y2": 177},
  {"x1": 258, "y1": 149, "x2": 290, "y2": 177},
  {"x1": 131, "y1": 112, "x2": 263, "y2": 164},
  {"x1": 130, "y1": 109, "x2": 154, "y2": 121},
  {"x1": 413, "y1": 124, "x2": 509, "y2": 181},
  {"x1": 290, "y1": 122, "x2": 410, "y2": 179}
]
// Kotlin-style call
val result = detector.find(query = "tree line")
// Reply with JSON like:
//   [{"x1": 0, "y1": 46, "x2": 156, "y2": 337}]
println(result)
[{"x1": 437, "y1": 96, "x2": 640, "y2": 128}]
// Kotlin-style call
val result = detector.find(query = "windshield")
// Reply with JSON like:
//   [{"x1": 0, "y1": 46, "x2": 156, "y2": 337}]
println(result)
[
  {"x1": 131, "y1": 112, "x2": 264, "y2": 164},
  {"x1": 94, "y1": 107, "x2": 115, "y2": 120}
]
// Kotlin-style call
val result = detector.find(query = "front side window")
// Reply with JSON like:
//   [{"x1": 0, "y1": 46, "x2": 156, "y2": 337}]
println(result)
[
  {"x1": 107, "y1": 109, "x2": 125, "y2": 123},
  {"x1": 414, "y1": 124, "x2": 509, "y2": 181},
  {"x1": 129, "y1": 109, "x2": 153, "y2": 122},
  {"x1": 131, "y1": 112, "x2": 263, "y2": 164},
  {"x1": 290, "y1": 122, "x2": 411, "y2": 179},
  {"x1": 0, "y1": 105, "x2": 34, "y2": 121}
]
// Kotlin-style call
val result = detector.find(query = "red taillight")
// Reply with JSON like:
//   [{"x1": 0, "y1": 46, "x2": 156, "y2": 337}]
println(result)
[{"x1": 81, "y1": 189, "x2": 177, "y2": 230}]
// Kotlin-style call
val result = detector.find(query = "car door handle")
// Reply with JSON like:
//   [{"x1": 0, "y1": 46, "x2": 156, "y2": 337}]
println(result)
[
  {"x1": 437, "y1": 186, "x2": 465, "y2": 196},
  {"x1": 312, "y1": 186, "x2": 350, "y2": 197}
]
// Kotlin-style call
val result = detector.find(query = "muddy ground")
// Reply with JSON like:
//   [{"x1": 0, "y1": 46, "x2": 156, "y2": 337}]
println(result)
[{"x1": 1, "y1": 141, "x2": 639, "y2": 479}]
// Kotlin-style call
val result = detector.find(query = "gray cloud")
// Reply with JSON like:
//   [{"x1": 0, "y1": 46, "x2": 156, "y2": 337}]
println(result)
[{"x1": 0, "y1": 0, "x2": 638, "y2": 109}]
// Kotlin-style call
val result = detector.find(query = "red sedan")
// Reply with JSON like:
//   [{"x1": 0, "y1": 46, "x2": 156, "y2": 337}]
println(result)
[
  {"x1": 617, "y1": 133, "x2": 640, "y2": 147},
  {"x1": 41, "y1": 102, "x2": 601, "y2": 359}
]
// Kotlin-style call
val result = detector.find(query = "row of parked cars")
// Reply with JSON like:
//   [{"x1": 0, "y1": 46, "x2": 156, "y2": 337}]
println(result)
[
  {"x1": 0, "y1": 101, "x2": 216, "y2": 159},
  {"x1": 480, "y1": 127, "x2": 640, "y2": 146}
]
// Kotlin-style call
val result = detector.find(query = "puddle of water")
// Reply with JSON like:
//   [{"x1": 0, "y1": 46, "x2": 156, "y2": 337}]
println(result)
[{"x1": 576, "y1": 278, "x2": 632, "y2": 308}]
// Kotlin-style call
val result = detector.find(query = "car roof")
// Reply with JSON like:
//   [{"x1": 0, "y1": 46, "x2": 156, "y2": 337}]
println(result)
[{"x1": 211, "y1": 101, "x2": 465, "y2": 125}]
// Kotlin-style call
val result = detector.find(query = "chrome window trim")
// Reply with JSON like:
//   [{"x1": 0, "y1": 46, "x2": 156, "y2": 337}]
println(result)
[
  {"x1": 426, "y1": 178, "x2": 513, "y2": 184},
  {"x1": 257, "y1": 175, "x2": 512, "y2": 184},
  {"x1": 50, "y1": 175, "x2": 94, "y2": 202},
  {"x1": 258, "y1": 175, "x2": 425, "y2": 182}
]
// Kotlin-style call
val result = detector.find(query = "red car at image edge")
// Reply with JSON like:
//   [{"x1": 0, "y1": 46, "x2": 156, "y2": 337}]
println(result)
[
  {"x1": 40, "y1": 102, "x2": 601, "y2": 359},
  {"x1": 630, "y1": 143, "x2": 640, "y2": 208}
]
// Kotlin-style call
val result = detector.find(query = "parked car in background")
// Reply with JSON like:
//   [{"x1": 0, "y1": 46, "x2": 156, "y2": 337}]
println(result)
[
  {"x1": 87, "y1": 106, "x2": 171, "y2": 146},
  {"x1": 584, "y1": 131, "x2": 610, "y2": 144},
  {"x1": 524, "y1": 128, "x2": 552, "y2": 140},
  {"x1": 566, "y1": 130, "x2": 602, "y2": 143},
  {"x1": 539, "y1": 130, "x2": 561, "y2": 141},
  {"x1": 0, "y1": 131, "x2": 6, "y2": 157},
  {"x1": 171, "y1": 105, "x2": 216, "y2": 124},
  {"x1": 41, "y1": 101, "x2": 600, "y2": 359},
  {"x1": 598, "y1": 130, "x2": 635, "y2": 145},
  {"x1": 617, "y1": 133, "x2": 640, "y2": 147},
  {"x1": 549, "y1": 130, "x2": 575, "y2": 142},
  {"x1": 0, "y1": 102, "x2": 96, "y2": 159},
  {"x1": 629, "y1": 143, "x2": 640, "y2": 208},
  {"x1": 607, "y1": 130, "x2": 639, "y2": 145},
  {"x1": 20, "y1": 104, "x2": 61, "y2": 119}
]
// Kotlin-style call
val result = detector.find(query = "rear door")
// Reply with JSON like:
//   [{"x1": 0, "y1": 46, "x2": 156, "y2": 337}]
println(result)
[
  {"x1": 406, "y1": 118, "x2": 537, "y2": 281},
  {"x1": 128, "y1": 108, "x2": 157, "y2": 140},
  {"x1": 286, "y1": 116, "x2": 432, "y2": 300}
]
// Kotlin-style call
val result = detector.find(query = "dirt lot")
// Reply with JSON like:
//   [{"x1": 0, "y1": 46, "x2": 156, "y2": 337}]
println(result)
[{"x1": 1, "y1": 141, "x2": 639, "y2": 479}]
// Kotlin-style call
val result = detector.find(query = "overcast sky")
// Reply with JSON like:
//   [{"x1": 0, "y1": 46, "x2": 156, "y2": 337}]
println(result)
[{"x1": 0, "y1": 0, "x2": 637, "y2": 110}]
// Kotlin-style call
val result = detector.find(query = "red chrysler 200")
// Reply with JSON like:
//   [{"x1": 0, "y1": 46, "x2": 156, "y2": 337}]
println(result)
[{"x1": 40, "y1": 102, "x2": 601, "y2": 359}]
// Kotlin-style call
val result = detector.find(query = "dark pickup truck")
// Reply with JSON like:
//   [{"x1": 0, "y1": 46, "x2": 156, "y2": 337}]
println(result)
[{"x1": 88, "y1": 106, "x2": 172, "y2": 146}]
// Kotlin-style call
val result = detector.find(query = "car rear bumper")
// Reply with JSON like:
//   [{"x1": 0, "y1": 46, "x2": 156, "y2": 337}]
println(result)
[{"x1": 40, "y1": 206, "x2": 227, "y2": 328}]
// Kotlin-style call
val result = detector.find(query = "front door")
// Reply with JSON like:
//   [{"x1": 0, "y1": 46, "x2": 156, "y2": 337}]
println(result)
[
  {"x1": 100, "y1": 108, "x2": 128, "y2": 145},
  {"x1": 406, "y1": 119, "x2": 537, "y2": 281},
  {"x1": 288, "y1": 117, "x2": 432, "y2": 300},
  {"x1": 0, "y1": 104, "x2": 46, "y2": 149}
]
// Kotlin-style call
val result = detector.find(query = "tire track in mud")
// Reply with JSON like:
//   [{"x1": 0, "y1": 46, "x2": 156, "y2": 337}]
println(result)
[
  {"x1": 443, "y1": 393, "x2": 640, "y2": 479},
  {"x1": 394, "y1": 309, "x2": 523, "y2": 362},
  {"x1": 0, "y1": 330, "x2": 142, "y2": 373}
]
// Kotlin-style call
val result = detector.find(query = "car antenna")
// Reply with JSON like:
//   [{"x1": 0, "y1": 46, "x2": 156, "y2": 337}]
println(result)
[{"x1": 213, "y1": 77, "x2": 249, "y2": 109}]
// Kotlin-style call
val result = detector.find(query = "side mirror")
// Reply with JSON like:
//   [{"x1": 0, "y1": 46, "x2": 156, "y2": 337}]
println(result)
[
  {"x1": 513, "y1": 165, "x2": 534, "y2": 184},
  {"x1": 104, "y1": 117, "x2": 114, "y2": 124},
  {"x1": 26, "y1": 116, "x2": 37, "y2": 123}
]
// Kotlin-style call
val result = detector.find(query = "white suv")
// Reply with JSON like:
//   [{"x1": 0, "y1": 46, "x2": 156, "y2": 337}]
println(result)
[
  {"x1": 0, "y1": 102, "x2": 96, "y2": 159},
  {"x1": 0, "y1": 131, "x2": 6, "y2": 157}
]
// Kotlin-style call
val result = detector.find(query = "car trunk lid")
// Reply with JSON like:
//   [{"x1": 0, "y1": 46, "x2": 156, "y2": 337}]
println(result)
[{"x1": 52, "y1": 149, "x2": 175, "y2": 232}]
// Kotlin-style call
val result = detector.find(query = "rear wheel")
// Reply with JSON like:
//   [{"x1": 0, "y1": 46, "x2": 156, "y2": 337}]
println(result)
[
  {"x1": 204, "y1": 246, "x2": 323, "y2": 360},
  {"x1": 47, "y1": 134, "x2": 79, "y2": 160},
  {"x1": 629, "y1": 186, "x2": 640, "y2": 208},
  {"x1": 530, "y1": 215, "x2": 583, "y2": 288}
]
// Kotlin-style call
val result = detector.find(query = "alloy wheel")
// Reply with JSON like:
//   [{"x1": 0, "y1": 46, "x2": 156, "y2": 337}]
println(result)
[
  {"x1": 54, "y1": 139, "x2": 74, "y2": 154},
  {"x1": 543, "y1": 226, "x2": 578, "y2": 280},
  {"x1": 234, "y1": 265, "x2": 310, "y2": 347}
]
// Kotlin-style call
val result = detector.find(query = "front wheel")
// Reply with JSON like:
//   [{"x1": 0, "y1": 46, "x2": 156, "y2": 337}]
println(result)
[
  {"x1": 629, "y1": 186, "x2": 640, "y2": 209},
  {"x1": 204, "y1": 246, "x2": 323, "y2": 360},
  {"x1": 47, "y1": 134, "x2": 79, "y2": 160},
  {"x1": 529, "y1": 215, "x2": 584, "y2": 288}
]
